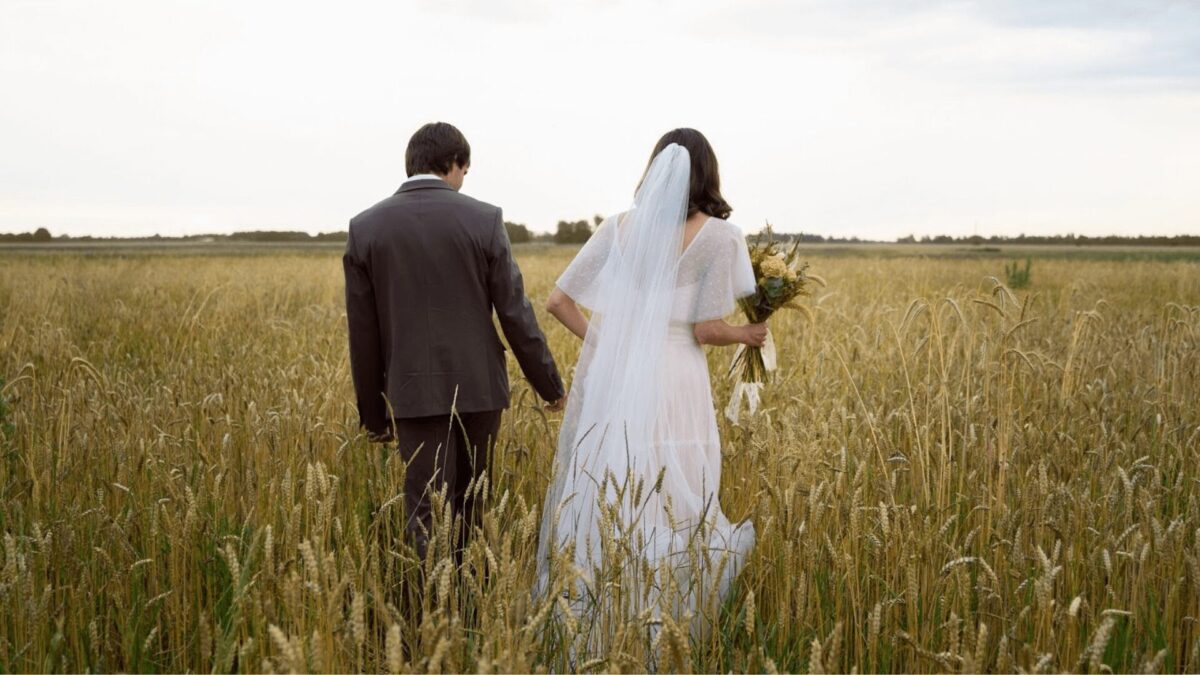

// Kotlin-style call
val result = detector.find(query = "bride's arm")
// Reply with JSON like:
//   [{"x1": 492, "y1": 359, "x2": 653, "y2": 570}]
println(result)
[
  {"x1": 694, "y1": 319, "x2": 768, "y2": 347},
  {"x1": 546, "y1": 288, "x2": 589, "y2": 340}
]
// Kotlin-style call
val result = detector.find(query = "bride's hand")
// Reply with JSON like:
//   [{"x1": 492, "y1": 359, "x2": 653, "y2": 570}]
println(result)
[{"x1": 742, "y1": 323, "x2": 769, "y2": 348}]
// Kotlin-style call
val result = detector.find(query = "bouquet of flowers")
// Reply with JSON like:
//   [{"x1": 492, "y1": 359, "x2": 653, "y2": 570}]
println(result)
[{"x1": 725, "y1": 226, "x2": 818, "y2": 423}]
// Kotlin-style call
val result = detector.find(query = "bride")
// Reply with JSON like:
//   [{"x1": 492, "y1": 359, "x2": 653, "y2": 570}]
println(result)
[{"x1": 534, "y1": 128, "x2": 767, "y2": 649}]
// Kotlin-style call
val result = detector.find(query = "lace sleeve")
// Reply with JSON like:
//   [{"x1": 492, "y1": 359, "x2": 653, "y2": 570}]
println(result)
[
  {"x1": 555, "y1": 214, "x2": 617, "y2": 311},
  {"x1": 690, "y1": 222, "x2": 756, "y2": 322}
]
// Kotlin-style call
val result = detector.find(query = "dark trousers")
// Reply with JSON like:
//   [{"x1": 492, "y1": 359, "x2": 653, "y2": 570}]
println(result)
[{"x1": 392, "y1": 409, "x2": 502, "y2": 560}]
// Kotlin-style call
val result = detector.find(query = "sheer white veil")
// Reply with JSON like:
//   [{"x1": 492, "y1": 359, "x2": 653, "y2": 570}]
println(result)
[{"x1": 535, "y1": 143, "x2": 692, "y2": 597}]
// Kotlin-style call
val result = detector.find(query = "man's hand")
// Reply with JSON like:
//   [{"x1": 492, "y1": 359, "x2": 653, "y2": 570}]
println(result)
[
  {"x1": 367, "y1": 428, "x2": 395, "y2": 444},
  {"x1": 544, "y1": 395, "x2": 567, "y2": 413}
]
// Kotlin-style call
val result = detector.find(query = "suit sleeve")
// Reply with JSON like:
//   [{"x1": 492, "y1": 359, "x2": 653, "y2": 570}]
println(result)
[
  {"x1": 485, "y1": 208, "x2": 566, "y2": 403},
  {"x1": 343, "y1": 226, "x2": 389, "y2": 434}
]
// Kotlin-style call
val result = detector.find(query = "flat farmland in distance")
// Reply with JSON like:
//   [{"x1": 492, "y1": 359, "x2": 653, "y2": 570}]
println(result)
[{"x1": 4, "y1": 239, "x2": 1200, "y2": 261}]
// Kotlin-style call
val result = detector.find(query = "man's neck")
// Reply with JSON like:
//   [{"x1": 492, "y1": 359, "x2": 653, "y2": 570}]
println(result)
[{"x1": 405, "y1": 173, "x2": 446, "y2": 183}]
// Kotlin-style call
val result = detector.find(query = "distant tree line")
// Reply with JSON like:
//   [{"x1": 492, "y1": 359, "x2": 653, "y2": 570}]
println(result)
[
  {"x1": 0, "y1": 221, "x2": 606, "y2": 245},
  {"x1": 503, "y1": 222, "x2": 535, "y2": 243},
  {"x1": 504, "y1": 215, "x2": 603, "y2": 245},
  {"x1": 773, "y1": 232, "x2": 874, "y2": 244},
  {"x1": 748, "y1": 231, "x2": 1200, "y2": 247},
  {"x1": 0, "y1": 227, "x2": 53, "y2": 243},
  {"x1": 894, "y1": 233, "x2": 1200, "y2": 246},
  {"x1": 226, "y1": 231, "x2": 348, "y2": 242},
  {"x1": 5, "y1": 225, "x2": 1196, "y2": 248},
  {"x1": 0, "y1": 229, "x2": 349, "y2": 243}
]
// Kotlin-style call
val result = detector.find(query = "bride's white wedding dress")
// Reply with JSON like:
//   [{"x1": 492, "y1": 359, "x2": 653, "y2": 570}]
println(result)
[{"x1": 533, "y1": 144, "x2": 757, "y2": 650}]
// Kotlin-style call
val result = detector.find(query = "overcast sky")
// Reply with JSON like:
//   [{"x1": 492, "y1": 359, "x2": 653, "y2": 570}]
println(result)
[{"x1": 2, "y1": 0, "x2": 1198, "y2": 240}]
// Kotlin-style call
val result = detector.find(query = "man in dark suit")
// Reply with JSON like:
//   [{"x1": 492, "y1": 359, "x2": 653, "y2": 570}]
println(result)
[{"x1": 343, "y1": 122, "x2": 565, "y2": 559}]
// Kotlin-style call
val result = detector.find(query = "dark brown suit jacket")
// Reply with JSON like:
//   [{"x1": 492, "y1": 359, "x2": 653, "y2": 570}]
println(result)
[{"x1": 343, "y1": 179, "x2": 564, "y2": 433}]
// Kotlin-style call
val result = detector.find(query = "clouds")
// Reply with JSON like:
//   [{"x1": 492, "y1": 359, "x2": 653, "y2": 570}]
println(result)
[
  {"x1": 954, "y1": 0, "x2": 1200, "y2": 88},
  {"x1": 692, "y1": 0, "x2": 1200, "y2": 90},
  {"x1": 0, "y1": 0, "x2": 1197, "y2": 239}
]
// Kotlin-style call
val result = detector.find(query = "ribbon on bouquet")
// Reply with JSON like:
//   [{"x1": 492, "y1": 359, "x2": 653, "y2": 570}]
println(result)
[
  {"x1": 761, "y1": 329, "x2": 778, "y2": 371},
  {"x1": 724, "y1": 381, "x2": 762, "y2": 424},
  {"x1": 724, "y1": 331, "x2": 777, "y2": 424}
]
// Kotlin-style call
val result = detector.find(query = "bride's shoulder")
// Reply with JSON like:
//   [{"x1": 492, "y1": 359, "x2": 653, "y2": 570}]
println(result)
[{"x1": 708, "y1": 216, "x2": 747, "y2": 242}]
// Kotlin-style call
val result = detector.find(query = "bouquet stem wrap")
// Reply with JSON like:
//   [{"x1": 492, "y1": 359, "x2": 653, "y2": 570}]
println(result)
[
  {"x1": 724, "y1": 332, "x2": 776, "y2": 423},
  {"x1": 724, "y1": 227, "x2": 811, "y2": 424}
]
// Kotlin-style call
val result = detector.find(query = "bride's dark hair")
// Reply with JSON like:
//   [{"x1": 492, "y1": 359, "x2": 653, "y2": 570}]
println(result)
[{"x1": 642, "y1": 128, "x2": 732, "y2": 220}]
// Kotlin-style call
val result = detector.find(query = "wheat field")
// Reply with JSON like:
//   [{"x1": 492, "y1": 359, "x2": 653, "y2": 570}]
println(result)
[{"x1": 0, "y1": 245, "x2": 1198, "y2": 673}]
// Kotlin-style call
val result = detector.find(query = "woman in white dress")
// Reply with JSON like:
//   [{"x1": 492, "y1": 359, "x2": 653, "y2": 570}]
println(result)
[{"x1": 534, "y1": 129, "x2": 767, "y2": 650}]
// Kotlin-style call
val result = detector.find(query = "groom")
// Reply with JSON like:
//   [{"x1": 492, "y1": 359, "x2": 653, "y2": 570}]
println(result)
[{"x1": 343, "y1": 122, "x2": 565, "y2": 559}]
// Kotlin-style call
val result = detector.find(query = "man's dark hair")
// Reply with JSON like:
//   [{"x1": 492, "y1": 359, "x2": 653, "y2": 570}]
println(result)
[{"x1": 405, "y1": 122, "x2": 471, "y2": 177}]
